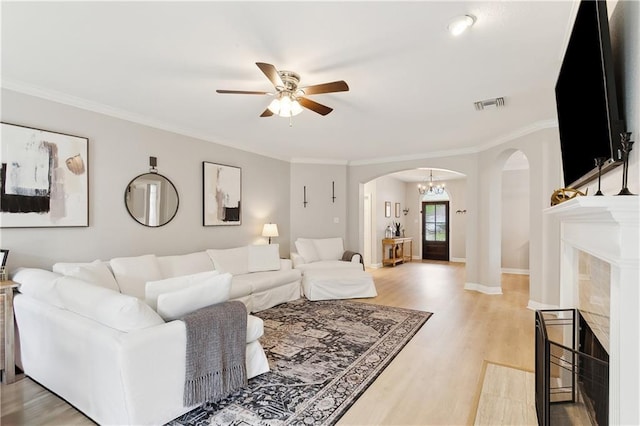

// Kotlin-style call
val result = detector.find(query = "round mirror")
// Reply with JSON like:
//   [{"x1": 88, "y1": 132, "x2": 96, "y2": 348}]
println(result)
[{"x1": 124, "y1": 173, "x2": 179, "y2": 227}]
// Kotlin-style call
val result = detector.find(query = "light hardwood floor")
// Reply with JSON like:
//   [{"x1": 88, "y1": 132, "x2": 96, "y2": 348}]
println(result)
[{"x1": 0, "y1": 261, "x2": 536, "y2": 425}]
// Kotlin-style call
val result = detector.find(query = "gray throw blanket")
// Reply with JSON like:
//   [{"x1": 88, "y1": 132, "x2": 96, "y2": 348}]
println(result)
[
  {"x1": 181, "y1": 301, "x2": 248, "y2": 407},
  {"x1": 341, "y1": 250, "x2": 365, "y2": 270}
]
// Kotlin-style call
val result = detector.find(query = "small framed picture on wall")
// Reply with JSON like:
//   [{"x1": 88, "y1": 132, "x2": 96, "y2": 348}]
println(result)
[
  {"x1": 395, "y1": 203, "x2": 401, "y2": 218},
  {"x1": 384, "y1": 201, "x2": 391, "y2": 217}
]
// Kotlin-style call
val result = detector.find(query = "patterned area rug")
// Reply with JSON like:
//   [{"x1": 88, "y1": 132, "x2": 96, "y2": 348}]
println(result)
[{"x1": 167, "y1": 298, "x2": 432, "y2": 426}]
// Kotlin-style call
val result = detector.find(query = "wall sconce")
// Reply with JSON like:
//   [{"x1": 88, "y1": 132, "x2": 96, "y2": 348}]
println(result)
[
  {"x1": 262, "y1": 223, "x2": 279, "y2": 244},
  {"x1": 402, "y1": 208, "x2": 410, "y2": 216}
]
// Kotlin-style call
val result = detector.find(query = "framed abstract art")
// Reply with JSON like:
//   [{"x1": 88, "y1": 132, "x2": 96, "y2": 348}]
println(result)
[
  {"x1": 202, "y1": 161, "x2": 241, "y2": 226},
  {"x1": 0, "y1": 122, "x2": 89, "y2": 228}
]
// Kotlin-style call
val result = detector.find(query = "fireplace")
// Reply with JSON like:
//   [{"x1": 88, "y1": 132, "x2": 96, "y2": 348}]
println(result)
[{"x1": 543, "y1": 196, "x2": 639, "y2": 424}]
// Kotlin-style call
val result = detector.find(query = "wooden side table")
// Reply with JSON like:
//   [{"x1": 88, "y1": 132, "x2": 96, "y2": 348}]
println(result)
[{"x1": 1, "y1": 280, "x2": 19, "y2": 384}]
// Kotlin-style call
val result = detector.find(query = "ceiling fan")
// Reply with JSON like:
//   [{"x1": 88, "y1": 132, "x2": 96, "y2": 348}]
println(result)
[{"x1": 216, "y1": 62, "x2": 349, "y2": 118}]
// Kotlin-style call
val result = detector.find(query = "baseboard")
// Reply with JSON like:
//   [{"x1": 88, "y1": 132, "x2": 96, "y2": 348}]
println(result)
[
  {"x1": 367, "y1": 263, "x2": 383, "y2": 269},
  {"x1": 464, "y1": 282, "x2": 503, "y2": 295},
  {"x1": 527, "y1": 300, "x2": 560, "y2": 311},
  {"x1": 501, "y1": 268, "x2": 530, "y2": 275},
  {"x1": 450, "y1": 257, "x2": 466, "y2": 263}
]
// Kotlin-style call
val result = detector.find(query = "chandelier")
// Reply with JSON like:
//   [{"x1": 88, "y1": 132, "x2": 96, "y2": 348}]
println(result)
[{"x1": 417, "y1": 170, "x2": 445, "y2": 195}]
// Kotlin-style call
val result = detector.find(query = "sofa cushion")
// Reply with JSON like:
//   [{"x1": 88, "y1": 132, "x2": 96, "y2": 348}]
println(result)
[
  {"x1": 12, "y1": 268, "x2": 65, "y2": 308},
  {"x1": 227, "y1": 275, "x2": 254, "y2": 300},
  {"x1": 52, "y1": 260, "x2": 120, "y2": 292},
  {"x1": 294, "y1": 239, "x2": 320, "y2": 263},
  {"x1": 55, "y1": 276, "x2": 165, "y2": 332},
  {"x1": 144, "y1": 270, "x2": 221, "y2": 311},
  {"x1": 206, "y1": 246, "x2": 249, "y2": 275},
  {"x1": 313, "y1": 237, "x2": 344, "y2": 261},
  {"x1": 295, "y1": 260, "x2": 364, "y2": 273},
  {"x1": 156, "y1": 251, "x2": 214, "y2": 279},
  {"x1": 110, "y1": 255, "x2": 163, "y2": 299},
  {"x1": 155, "y1": 273, "x2": 232, "y2": 321},
  {"x1": 248, "y1": 244, "x2": 280, "y2": 273},
  {"x1": 233, "y1": 269, "x2": 301, "y2": 293}
]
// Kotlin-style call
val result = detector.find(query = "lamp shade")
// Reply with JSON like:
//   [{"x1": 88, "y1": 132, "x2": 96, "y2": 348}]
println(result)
[{"x1": 262, "y1": 223, "x2": 279, "y2": 238}]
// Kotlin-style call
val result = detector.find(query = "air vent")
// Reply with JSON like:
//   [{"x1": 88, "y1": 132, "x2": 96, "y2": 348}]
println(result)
[{"x1": 474, "y1": 97, "x2": 505, "y2": 111}]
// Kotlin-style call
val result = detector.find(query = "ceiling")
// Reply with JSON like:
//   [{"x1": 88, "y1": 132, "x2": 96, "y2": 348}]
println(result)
[{"x1": 1, "y1": 1, "x2": 576, "y2": 169}]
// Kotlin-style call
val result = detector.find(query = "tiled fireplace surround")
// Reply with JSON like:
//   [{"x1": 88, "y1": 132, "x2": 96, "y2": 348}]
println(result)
[{"x1": 545, "y1": 197, "x2": 639, "y2": 425}]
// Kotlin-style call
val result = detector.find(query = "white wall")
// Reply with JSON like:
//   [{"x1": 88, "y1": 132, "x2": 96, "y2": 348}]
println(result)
[
  {"x1": 1, "y1": 89, "x2": 292, "y2": 270},
  {"x1": 370, "y1": 175, "x2": 407, "y2": 265},
  {"x1": 289, "y1": 162, "x2": 347, "y2": 245},
  {"x1": 501, "y1": 168, "x2": 530, "y2": 271}
]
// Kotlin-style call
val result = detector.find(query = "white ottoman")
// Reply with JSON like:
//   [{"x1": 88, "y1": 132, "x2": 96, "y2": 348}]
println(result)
[{"x1": 302, "y1": 269, "x2": 377, "y2": 301}]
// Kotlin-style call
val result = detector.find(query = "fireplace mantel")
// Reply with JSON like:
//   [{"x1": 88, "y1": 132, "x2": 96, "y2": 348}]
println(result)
[{"x1": 544, "y1": 196, "x2": 639, "y2": 425}]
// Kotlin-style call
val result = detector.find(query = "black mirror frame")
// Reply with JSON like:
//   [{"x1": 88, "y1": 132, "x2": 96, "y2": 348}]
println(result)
[{"x1": 124, "y1": 172, "x2": 179, "y2": 228}]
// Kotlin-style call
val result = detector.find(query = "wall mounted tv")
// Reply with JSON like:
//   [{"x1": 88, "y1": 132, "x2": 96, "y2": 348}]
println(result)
[{"x1": 555, "y1": 0, "x2": 625, "y2": 189}]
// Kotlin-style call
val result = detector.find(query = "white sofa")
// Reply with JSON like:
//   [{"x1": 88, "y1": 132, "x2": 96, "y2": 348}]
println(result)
[
  {"x1": 10, "y1": 244, "x2": 301, "y2": 425},
  {"x1": 291, "y1": 237, "x2": 364, "y2": 273}
]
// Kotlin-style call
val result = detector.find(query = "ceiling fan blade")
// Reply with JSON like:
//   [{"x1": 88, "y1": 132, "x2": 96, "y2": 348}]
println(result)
[
  {"x1": 300, "y1": 80, "x2": 349, "y2": 95},
  {"x1": 298, "y1": 97, "x2": 333, "y2": 116},
  {"x1": 256, "y1": 62, "x2": 284, "y2": 88},
  {"x1": 260, "y1": 108, "x2": 274, "y2": 117},
  {"x1": 216, "y1": 89, "x2": 270, "y2": 95}
]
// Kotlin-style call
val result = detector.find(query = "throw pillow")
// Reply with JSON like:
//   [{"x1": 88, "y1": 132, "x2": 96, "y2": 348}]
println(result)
[
  {"x1": 313, "y1": 237, "x2": 345, "y2": 261},
  {"x1": 55, "y1": 276, "x2": 165, "y2": 332},
  {"x1": 295, "y1": 239, "x2": 320, "y2": 264},
  {"x1": 248, "y1": 244, "x2": 280, "y2": 272},
  {"x1": 206, "y1": 246, "x2": 249, "y2": 275},
  {"x1": 156, "y1": 251, "x2": 215, "y2": 278},
  {"x1": 53, "y1": 260, "x2": 120, "y2": 292},
  {"x1": 144, "y1": 270, "x2": 221, "y2": 310},
  {"x1": 109, "y1": 254, "x2": 163, "y2": 299},
  {"x1": 155, "y1": 273, "x2": 232, "y2": 321},
  {"x1": 12, "y1": 268, "x2": 65, "y2": 308}
]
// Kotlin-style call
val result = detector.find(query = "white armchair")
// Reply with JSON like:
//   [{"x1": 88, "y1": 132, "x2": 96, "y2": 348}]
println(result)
[{"x1": 291, "y1": 237, "x2": 364, "y2": 273}]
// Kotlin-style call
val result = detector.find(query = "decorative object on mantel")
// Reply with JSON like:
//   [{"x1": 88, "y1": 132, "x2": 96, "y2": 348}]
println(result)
[
  {"x1": 0, "y1": 122, "x2": 89, "y2": 228},
  {"x1": 550, "y1": 188, "x2": 588, "y2": 206},
  {"x1": 594, "y1": 156, "x2": 607, "y2": 196},
  {"x1": 125, "y1": 159, "x2": 179, "y2": 227},
  {"x1": 617, "y1": 132, "x2": 635, "y2": 196},
  {"x1": 203, "y1": 162, "x2": 241, "y2": 226},
  {"x1": 262, "y1": 223, "x2": 279, "y2": 244},
  {"x1": 332, "y1": 181, "x2": 336, "y2": 203},
  {"x1": 303, "y1": 186, "x2": 308, "y2": 208},
  {"x1": 417, "y1": 169, "x2": 445, "y2": 195}
]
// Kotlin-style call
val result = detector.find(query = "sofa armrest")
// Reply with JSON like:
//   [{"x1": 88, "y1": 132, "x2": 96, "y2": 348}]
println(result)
[
  {"x1": 341, "y1": 250, "x2": 365, "y2": 270},
  {"x1": 279, "y1": 258, "x2": 293, "y2": 270},
  {"x1": 290, "y1": 252, "x2": 305, "y2": 268}
]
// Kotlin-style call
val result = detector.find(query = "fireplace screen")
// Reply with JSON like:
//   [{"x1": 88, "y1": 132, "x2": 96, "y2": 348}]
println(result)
[{"x1": 535, "y1": 309, "x2": 609, "y2": 425}]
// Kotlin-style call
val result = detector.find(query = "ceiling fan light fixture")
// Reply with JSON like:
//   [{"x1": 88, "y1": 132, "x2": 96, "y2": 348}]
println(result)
[
  {"x1": 268, "y1": 94, "x2": 303, "y2": 117},
  {"x1": 448, "y1": 14, "x2": 475, "y2": 36}
]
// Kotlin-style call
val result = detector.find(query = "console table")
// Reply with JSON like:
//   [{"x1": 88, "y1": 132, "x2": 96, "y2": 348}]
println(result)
[
  {"x1": 382, "y1": 237, "x2": 413, "y2": 267},
  {"x1": 1, "y1": 280, "x2": 18, "y2": 384}
]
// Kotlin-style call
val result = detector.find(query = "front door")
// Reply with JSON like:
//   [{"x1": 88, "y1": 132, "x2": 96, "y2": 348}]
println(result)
[{"x1": 422, "y1": 201, "x2": 450, "y2": 261}]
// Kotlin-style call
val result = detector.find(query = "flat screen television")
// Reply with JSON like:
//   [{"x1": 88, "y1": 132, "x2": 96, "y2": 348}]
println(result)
[{"x1": 555, "y1": 0, "x2": 625, "y2": 189}]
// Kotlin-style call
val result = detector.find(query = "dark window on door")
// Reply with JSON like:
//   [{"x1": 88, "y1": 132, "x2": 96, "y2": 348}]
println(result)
[{"x1": 422, "y1": 201, "x2": 449, "y2": 261}]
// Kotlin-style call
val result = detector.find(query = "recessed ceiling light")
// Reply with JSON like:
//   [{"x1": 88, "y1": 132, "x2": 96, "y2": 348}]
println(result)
[{"x1": 448, "y1": 14, "x2": 476, "y2": 36}]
